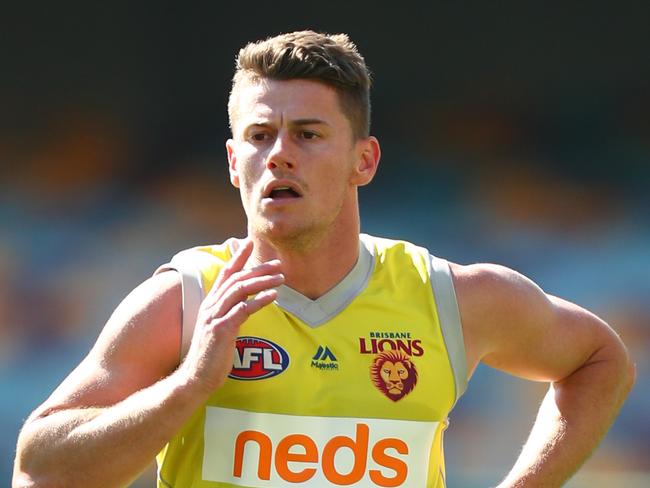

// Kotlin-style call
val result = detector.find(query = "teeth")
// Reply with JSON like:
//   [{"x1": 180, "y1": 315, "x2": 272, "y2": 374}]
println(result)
[{"x1": 266, "y1": 185, "x2": 299, "y2": 198}]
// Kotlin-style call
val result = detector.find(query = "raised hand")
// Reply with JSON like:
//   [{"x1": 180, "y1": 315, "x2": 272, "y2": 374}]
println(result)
[{"x1": 179, "y1": 240, "x2": 284, "y2": 395}]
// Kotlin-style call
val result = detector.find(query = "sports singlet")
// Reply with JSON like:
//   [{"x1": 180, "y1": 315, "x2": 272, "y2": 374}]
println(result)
[{"x1": 153, "y1": 234, "x2": 467, "y2": 488}]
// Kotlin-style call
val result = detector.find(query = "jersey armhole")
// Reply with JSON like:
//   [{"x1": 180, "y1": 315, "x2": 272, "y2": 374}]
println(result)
[
  {"x1": 154, "y1": 257, "x2": 205, "y2": 362},
  {"x1": 428, "y1": 254, "x2": 468, "y2": 406}
]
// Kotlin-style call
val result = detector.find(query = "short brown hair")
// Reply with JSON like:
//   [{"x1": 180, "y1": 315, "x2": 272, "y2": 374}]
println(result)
[{"x1": 228, "y1": 30, "x2": 372, "y2": 139}]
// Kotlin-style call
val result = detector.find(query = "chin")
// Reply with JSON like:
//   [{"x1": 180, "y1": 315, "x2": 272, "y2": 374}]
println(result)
[{"x1": 254, "y1": 218, "x2": 325, "y2": 251}]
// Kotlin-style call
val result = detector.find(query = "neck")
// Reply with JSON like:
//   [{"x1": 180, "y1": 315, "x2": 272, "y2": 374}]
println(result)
[{"x1": 249, "y1": 223, "x2": 361, "y2": 300}]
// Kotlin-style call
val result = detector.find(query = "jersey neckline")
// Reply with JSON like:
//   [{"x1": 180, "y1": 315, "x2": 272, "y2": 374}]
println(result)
[{"x1": 228, "y1": 234, "x2": 375, "y2": 327}]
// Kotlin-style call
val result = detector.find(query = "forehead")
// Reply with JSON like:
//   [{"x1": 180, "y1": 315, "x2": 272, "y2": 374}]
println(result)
[{"x1": 231, "y1": 78, "x2": 349, "y2": 131}]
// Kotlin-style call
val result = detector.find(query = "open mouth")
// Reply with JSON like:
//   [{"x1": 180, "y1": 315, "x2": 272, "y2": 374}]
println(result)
[
  {"x1": 268, "y1": 186, "x2": 301, "y2": 199},
  {"x1": 263, "y1": 181, "x2": 303, "y2": 201}
]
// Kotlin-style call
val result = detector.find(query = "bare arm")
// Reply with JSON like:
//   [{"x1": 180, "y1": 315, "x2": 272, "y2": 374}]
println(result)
[
  {"x1": 13, "y1": 240, "x2": 284, "y2": 488},
  {"x1": 453, "y1": 263, "x2": 635, "y2": 488}
]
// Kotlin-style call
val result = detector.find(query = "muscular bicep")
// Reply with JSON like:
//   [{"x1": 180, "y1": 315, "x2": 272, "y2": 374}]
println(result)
[
  {"x1": 30, "y1": 271, "x2": 182, "y2": 420},
  {"x1": 482, "y1": 292, "x2": 613, "y2": 382},
  {"x1": 453, "y1": 263, "x2": 623, "y2": 383}
]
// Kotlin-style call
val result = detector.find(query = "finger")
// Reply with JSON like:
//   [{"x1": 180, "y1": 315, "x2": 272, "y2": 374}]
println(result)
[
  {"x1": 208, "y1": 239, "x2": 254, "y2": 297},
  {"x1": 218, "y1": 288, "x2": 278, "y2": 332},
  {"x1": 208, "y1": 273, "x2": 284, "y2": 318},
  {"x1": 205, "y1": 259, "x2": 282, "y2": 308},
  {"x1": 243, "y1": 289, "x2": 279, "y2": 315}
]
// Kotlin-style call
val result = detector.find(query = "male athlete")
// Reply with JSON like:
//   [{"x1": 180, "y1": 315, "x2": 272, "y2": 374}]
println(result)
[{"x1": 14, "y1": 30, "x2": 634, "y2": 488}]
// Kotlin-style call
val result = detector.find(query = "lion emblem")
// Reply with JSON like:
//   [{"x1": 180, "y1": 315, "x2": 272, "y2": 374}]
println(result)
[{"x1": 370, "y1": 350, "x2": 418, "y2": 401}]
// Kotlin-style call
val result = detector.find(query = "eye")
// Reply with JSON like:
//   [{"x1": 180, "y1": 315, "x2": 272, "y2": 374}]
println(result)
[
  {"x1": 299, "y1": 130, "x2": 319, "y2": 140},
  {"x1": 250, "y1": 132, "x2": 270, "y2": 142}
]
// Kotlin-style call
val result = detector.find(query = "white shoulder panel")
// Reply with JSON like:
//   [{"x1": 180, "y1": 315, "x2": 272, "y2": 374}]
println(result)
[
  {"x1": 427, "y1": 255, "x2": 468, "y2": 405},
  {"x1": 154, "y1": 250, "x2": 208, "y2": 361}
]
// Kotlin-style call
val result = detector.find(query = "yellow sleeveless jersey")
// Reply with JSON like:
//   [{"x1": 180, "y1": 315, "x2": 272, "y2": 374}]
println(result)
[{"x1": 154, "y1": 234, "x2": 467, "y2": 488}]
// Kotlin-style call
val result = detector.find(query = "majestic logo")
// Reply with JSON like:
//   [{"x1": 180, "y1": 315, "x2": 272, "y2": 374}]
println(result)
[
  {"x1": 359, "y1": 331, "x2": 424, "y2": 357},
  {"x1": 370, "y1": 350, "x2": 418, "y2": 401},
  {"x1": 229, "y1": 336, "x2": 290, "y2": 380},
  {"x1": 311, "y1": 345, "x2": 338, "y2": 371}
]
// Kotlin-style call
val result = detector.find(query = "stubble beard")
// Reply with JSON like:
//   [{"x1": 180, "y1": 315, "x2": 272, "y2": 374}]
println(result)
[{"x1": 250, "y1": 198, "x2": 346, "y2": 254}]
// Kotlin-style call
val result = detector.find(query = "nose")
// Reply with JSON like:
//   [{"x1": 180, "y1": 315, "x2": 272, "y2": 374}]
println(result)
[{"x1": 266, "y1": 132, "x2": 295, "y2": 171}]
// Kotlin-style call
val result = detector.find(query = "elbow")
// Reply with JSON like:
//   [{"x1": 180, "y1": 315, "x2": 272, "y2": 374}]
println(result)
[
  {"x1": 13, "y1": 460, "x2": 42, "y2": 488},
  {"x1": 13, "y1": 474, "x2": 67, "y2": 488},
  {"x1": 11, "y1": 460, "x2": 54, "y2": 488},
  {"x1": 616, "y1": 332, "x2": 636, "y2": 394},
  {"x1": 623, "y1": 356, "x2": 636, "y2": 395},
  {"x1": 13, "y1": 431, "x2": 36, "y2": 487},
  {"x1": 608, "y1": 336, "x2": 636, "y2": 401},
  {"x1": 587, "y1": 329, "x2": 637, "y2": 405},
  {"x1": 13, "y1": 429, "x2": 66, "y2": 488},
  {"x1": 12, "y1": 470, "x2": 41, "y2": 488},
  {"x1": 13, "y1": 465, "x2": 66, "y2": 488}
]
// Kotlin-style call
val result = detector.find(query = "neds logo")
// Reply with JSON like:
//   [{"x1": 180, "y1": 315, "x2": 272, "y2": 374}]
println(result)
[
  {"x1": 233, "y1": 423, "x2": 407, "y2": 486},
  {"x1": 229, "y1": 336, "x2": 290, "y2": 380},
  {"x1": 203, "y1": 407, "x2": 437, "y2": 487}
]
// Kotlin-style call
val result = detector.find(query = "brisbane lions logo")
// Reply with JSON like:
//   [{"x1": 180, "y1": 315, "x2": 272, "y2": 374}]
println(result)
[{"x1": 370, "y1": 350, "x2": 418, "y2": 401}]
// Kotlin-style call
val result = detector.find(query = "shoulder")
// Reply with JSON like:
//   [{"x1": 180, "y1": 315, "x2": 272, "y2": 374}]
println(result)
[
  {"x1": 157, "y1": 240, "x2": 238, "y2": 290},
  {"x1": 161, "y1": 241, "x2": 236, "y2": 271},
  {"x1": 95, "y1": 270, "x2": 183, "y2": 365},
  {"x1": 361, "y1": 233, "x2": 431, "y2": 265},
  {"x1": 449, "y1": 261, "x2": 546, "y2": 305},
  {"x1": 89, "y1": 269, "x2": 185, "y2": 389},
  {"x1": 448, "y1": 261, "x2": 554, "y2": 375},
  {"x1": 449, "y1": 260, "x2": 551, "y2": 322},
  {"x1": 362, "y1": 235, "x2": 438, "y2": 288},
  {"x1": 361, "y1": 233, "x2": 423, "y2": 252}
]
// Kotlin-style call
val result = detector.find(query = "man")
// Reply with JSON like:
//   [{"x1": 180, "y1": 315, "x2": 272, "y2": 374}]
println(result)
[{"x1": 13, "y1": 30, "x2": 634, "y2": 488}]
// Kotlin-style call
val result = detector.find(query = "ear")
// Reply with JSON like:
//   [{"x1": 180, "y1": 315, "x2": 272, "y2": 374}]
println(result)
[
  {"x1": 351, "y1": 136, "x2": 381, "y2": 186},
  {"x1": 226, "y1": 139, "x2": 240, "y2": 188}
]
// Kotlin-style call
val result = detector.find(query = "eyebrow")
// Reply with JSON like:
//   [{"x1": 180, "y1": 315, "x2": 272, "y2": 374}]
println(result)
[
  {"x1": 245, "y1": 118, "x2": 330, "y2": 130},
  {"x1": 290, "y1": 118, "x2": 330, "y2": 127}
]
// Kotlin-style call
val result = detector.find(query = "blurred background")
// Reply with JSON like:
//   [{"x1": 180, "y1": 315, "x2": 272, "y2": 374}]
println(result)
[{"x1": 1, "y1": 1, "x2": 648, "y2": 486}]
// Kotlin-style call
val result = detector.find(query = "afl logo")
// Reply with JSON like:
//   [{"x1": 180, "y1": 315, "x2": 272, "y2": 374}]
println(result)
[{"x1": 229, "y1": 336, "x2": 290, "y2": 380}]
